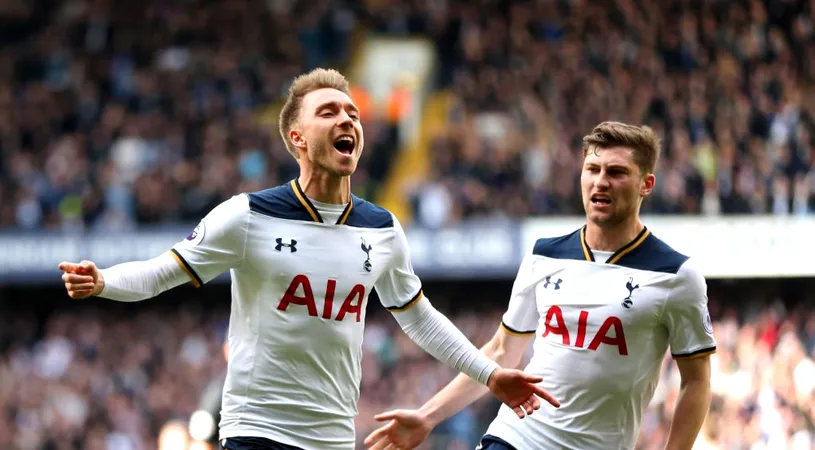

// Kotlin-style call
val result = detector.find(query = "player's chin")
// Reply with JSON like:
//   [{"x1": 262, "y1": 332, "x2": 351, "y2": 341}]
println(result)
[
  {"x1": 586, "y1": 209, "x2": 614, "y2": 224},
  {"x1": 332, "y1": 161, "x2": 358, "y2": 177}
]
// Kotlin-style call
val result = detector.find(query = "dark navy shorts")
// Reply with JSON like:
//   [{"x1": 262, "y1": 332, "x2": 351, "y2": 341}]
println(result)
[
  {"x1": 221, "y1": 437, "x2": 304, "y2": 450},
  {"x1": 477, "y1": 434, "x2": 519, "y2": 450}
]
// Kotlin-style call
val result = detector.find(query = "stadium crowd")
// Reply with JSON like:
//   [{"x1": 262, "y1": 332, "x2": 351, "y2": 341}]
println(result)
[
  {"x1": 3, "y1": 0, "x2": 815, "y2": 232},
  {"x1": 0, "y1": 0, "x2": 397, "y2": 232},
  {"x1": 407, "y1": 0, "x2": 815, "y2": 226},
  {"x1": 0, "y1": 281, "x2": 812, "y2": 450}
]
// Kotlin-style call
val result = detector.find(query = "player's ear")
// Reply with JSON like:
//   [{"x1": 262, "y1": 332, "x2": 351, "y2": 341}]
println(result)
[
  {"x1": 641, "y1": 173, "x2": 656, "y2": 197},
  {"x1": 289, "y1": 127, "x2": 307, "y2": 150}
]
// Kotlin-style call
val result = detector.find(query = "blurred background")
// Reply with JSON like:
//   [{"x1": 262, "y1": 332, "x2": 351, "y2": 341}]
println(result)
[{"x1": 0, "y1": 0, "x2": 813, "y2": 449}]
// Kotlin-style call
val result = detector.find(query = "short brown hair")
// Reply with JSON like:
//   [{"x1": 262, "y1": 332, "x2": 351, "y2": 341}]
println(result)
[
  {"x1": 581, "y1": 121, "x2": 661, "y2": 175},
  {"x1": 279, "y1": 68, "x2": 351, "y2": 159}
]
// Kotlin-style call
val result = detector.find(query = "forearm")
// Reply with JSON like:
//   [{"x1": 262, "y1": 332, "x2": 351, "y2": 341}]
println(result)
[
  {"x1": 664, "y1": 380, "x2": 711, "y2": 450},
  {"x1": 392, "y1": 298, "x2": 499, "y2": 386},
  {"x1": 419, "y1": 338, "x2": 519, "y2": 426},
  {"x1": 98, "y1": 251, "x2": 191, "y2": 301}
]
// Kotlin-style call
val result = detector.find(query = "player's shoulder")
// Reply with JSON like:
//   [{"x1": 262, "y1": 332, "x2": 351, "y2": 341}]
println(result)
[
  {"x1": 346, "y1": 194, "x2": 395, "y2": 229},
  {"x1": 671, "y1": 256, "x2": 705, "y2": 289},
  {"x1": 207, "y1": 193, "x2": 251, "y2": 219},
  {"x1": 532, "y1": 228, "x2": 586, "y2": 260},
  {"x1": 245, "y1": 181, "x2": 313, "y2": 221},
  {"x1": 624, "y1": 230, "x2": 690, "y2": 275}
]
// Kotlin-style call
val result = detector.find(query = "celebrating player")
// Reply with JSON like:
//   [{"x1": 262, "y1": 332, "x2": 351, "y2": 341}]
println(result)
[
  {"x1": 58, "y1": 68, "x2": 558, "y2": 450},
  {"x1": 365, "y1": 121, "x2": 716, "y2": 450}
]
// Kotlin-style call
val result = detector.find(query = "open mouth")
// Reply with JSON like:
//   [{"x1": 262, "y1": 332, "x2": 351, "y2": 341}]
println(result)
[
  {"x1": 333, "y1": 135, "x2": 355, "y2": 155},
  {"x1": 591, "y1": 195, "x2": 611, "y2": 206}
]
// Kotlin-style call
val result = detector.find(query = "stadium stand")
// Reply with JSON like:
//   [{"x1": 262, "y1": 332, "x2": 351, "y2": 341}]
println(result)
[
  {"x1": 0, "y1": 279, "x2": 813, "y2": 450},
  {"x1": 1, "y1": 0, "x2": 814, "y2": 449},
  {"x1": 401, "y1": 0, "x2": 815, "y2": 226},
  {"x1": 0, "y1": 0, "x2": 395, "y2": 231}
]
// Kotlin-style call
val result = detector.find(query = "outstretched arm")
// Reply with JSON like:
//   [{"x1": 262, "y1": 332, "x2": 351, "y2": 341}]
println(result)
[
  {"x1": 389, "y1": 297, "x2": 552, "y2": 412},
  {"x1": 60, "y1": 253, "x2": 190, "y2": 302},
  {"x1": 416, "y1": 326, "x2": 538, "y2": 425},
  {"x1": 364, "y1": 326, "x2": 554, "y2": 450},
  {"x1": 369, "y1": 239, "x2": 555, "y2": 450},
  {"x1": 59, "y1": 194, "x2": 250, "y2": 302}
]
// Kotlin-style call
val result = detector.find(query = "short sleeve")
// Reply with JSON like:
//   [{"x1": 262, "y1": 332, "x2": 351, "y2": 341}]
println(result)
[
  {"x1": 170, "y1": 194, "x2": 250, "y2": 286},
  {"x1": 500, "y1": 254, "x2": 539, "y2": 335},
  {"x1": 374, "y1": 215, "x2": 423, "y2": 312},
  {"x1": 661, "y1": 259, "x2": 717, "y2": 359}
]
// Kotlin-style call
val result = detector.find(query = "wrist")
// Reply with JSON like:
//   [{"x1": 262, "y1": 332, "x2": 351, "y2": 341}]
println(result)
[
  {"x1": 93, "y1": 273, "x2": 105, "y2": 296},
  {"x1": 485, "y1": 364, "x2": 500, "y2": 388},
  {"x1": 417, "y1": 403, "x2": 443, "y2": 428}
]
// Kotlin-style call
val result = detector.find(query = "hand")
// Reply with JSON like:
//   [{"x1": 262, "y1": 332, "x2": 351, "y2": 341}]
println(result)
[
  {"x1": 487, "y1": 368, "x2": 560, "y2": 418},
  {"x1": 363, "y1": 409, "x2": 432, "y2": 450},
  {"x1": 59, "y1": 260, "x2": 104, "y2": 299}
]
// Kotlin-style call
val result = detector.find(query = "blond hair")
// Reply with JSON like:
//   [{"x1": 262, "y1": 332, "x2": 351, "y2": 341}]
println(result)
[
  {"x1": 279, "y1": 68, "x2": 351, "y2": 159},
  {"x1": 582, "y1": 121, "x2": 661, "y2": 175}
]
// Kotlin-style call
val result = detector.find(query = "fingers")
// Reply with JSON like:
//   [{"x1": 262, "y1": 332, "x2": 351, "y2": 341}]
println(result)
[
  {"x1": 532, "y1": 385, "x2": 561, "y2": 408},
  {"x1": 528, "y1": 395, "x2": 541, "y2": 411},
  {"x1": 62, "y1": 273, "x2": 94, "y2": 284},
  {"x1": 60, "y1": 261, "x2": 99, "y2": 299},
  {"x1": 364, "y1": 425, "x2": 392, "y2": 446},
  {"x1": 59, "y1": 261, "x2": 97, "y2": 275},
  {"x1": 520, "y1": 399, "x2": 536, "y2": 415},
  {"x1": 58, "y1": 262, "x2": 81, "y2": 273},
  {"x1": 67, "y1": 289, "x2": 94, "y2": 299},
  {"x1": 67, "y1": 282, "x2": 95, "y2": 291},
  {"x1": 80, "y1": 260, "x2": 97, "y2": 273},
  {"x1": 512, "y1": 399, "x2": 538, "y2": 419},
  {"x1": 520, "y1": 372, "x2": 544, "y2": 384},
  {"x1": 61, "y1": 270, "x2": 96, "y2": 299},
  {"x1": 373, "y1": 410, "x2": 401, "y2": 422},
  {"x1": 367, "y1": 437, "x2": 392, "y2": 450}
]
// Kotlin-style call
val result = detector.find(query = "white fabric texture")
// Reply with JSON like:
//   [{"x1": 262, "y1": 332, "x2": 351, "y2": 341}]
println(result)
[
  {"x1": 391, "y1": 297, "x2": 499, "y2": 385},
  {"x1": 98, "y1": 252, "x2": 189, "y2": 302}
]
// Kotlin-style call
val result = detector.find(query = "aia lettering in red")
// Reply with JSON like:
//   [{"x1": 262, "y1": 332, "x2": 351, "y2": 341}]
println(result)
[
  {"x1": 542, "y1": 305, "x2": 628, "y2": 355},
  {"x1": 277, "y1": 274, "x2": 366, "y2": 322}
]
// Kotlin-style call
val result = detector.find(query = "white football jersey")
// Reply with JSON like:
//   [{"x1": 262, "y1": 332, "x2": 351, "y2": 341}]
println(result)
[
  {"x1": 485, "y1": 226, "x2": 716, "y2": 450},
  {"x1": 170, "y1": 180, "x2": 423, "y2": 450}
]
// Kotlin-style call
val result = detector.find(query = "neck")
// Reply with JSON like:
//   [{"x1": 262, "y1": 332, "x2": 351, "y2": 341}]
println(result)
[
  {"x1": 297, "y1": 171, "x2": 351, "y2": 204},
  {"x1": 585, "y1": 215, "x2": 644, "y2": 252}
]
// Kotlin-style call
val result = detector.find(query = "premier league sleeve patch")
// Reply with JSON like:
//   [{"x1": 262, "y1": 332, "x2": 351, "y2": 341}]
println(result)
[
  {"x1": 703, "y1": 309, "x2": 714, "y2": 335},
  {"x1": 185, "y1": 221, "x2": 206, "y2": 246}
]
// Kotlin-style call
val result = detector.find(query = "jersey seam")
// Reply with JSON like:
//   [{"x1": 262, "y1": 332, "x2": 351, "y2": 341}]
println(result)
[
  {"x1": 237, "y1": 194, "x2": 251, "y2": 270},
  {"x1": 658, "y1": 267, "x2": 680, "y2": 326},
  {"x1": 659, "y1": 260, "x2": 694, "y2": 353},
  {"x1": 234, "y1": 194, "x2": 256, "y2": 425},
  {"x1": 659, "y1": 275, "x2": 678, "y2": 330}
]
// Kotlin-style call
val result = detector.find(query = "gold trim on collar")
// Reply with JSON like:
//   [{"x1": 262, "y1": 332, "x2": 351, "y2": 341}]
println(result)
[{"x1": 290, "y1": 180, "x2": 322, "y2": 223}]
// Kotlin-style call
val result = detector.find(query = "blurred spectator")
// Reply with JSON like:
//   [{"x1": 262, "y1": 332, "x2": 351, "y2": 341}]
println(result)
[
  {"x1": 5, "y1": 1, "x2": 815, "y2": 231},
  {"x1": 0, "y1": 280, "x2": 812, "y2": 449},
  {"x1": 0, "y1": 0, "x2": 397, "y2": 231},
  {"x1": 404, "y1": 0, "x2": 815, "y2": 226}
]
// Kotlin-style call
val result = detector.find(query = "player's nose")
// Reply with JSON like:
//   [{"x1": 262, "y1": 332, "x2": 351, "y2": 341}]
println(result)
[
  {"x1": 336, "y1": 110, "x2": 354, "y2": 127},
  {"x1": 594, "y1": 172, "x2": 611, "y2": 188}
]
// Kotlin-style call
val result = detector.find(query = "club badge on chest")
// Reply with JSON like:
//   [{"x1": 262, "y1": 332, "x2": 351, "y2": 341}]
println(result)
[{"x1": 360, "y1": 238, "x2": 373, "y2": 272}]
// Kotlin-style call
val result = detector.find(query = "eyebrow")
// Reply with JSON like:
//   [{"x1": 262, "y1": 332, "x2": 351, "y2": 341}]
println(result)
[
  {"x1": 584, "y1": 162, "x2": 630, "y2": 171},
  {"x1": 316, "y1": 101, "x2": 359, "y2": 114}
]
